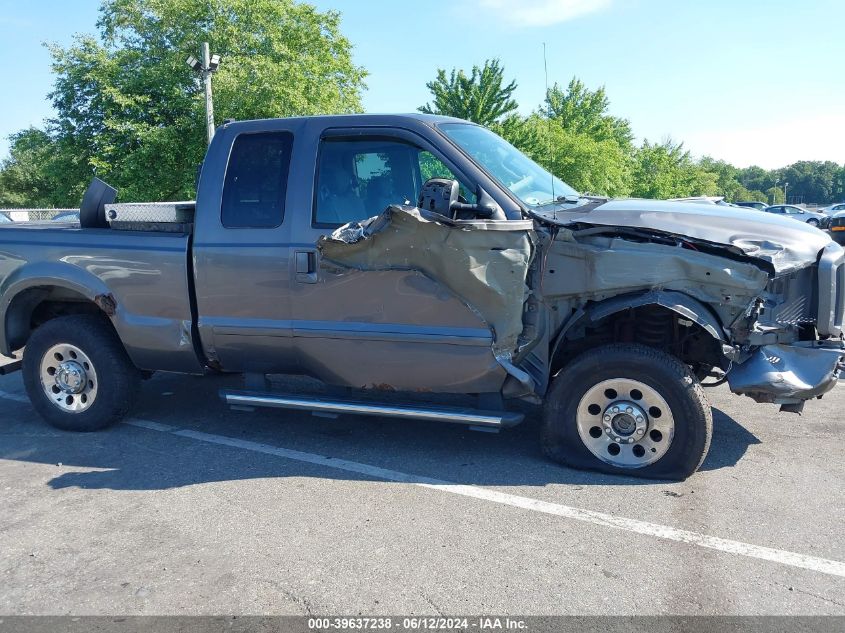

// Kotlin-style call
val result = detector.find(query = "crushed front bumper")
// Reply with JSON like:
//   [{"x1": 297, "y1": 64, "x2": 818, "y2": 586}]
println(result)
[{"x1": 727, "y1": 341, "x2": 845, "y2": 408}]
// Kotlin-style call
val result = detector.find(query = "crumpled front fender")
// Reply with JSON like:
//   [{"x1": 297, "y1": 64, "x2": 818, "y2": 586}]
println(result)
[{"x1": 727, "y1": 342, "x2": 845, "y2": 404}]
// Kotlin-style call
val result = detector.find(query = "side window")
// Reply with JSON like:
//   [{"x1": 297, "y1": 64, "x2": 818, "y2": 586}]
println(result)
[
  {"x1": 315, "y1": 139, "x2": 414, "y2": 226},
  {"x1": 314, "y1": 138, "x2": 477, "y2": 226},
  {"x1": 221, "y1": 132, "x2": 293, "y2": 228}
]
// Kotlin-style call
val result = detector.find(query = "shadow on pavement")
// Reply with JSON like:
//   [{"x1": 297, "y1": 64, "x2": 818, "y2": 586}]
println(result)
[{"x1": 0, "y1": 372, "x2": 760, "y2": 492}]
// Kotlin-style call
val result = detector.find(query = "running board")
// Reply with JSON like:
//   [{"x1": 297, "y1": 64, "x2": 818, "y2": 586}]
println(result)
[{"x1": 220, "y1": 390, "x2": 524, "y2": 428}]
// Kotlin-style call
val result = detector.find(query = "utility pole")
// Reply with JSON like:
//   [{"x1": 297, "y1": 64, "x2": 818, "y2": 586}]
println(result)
[
  {"x1": 784, "y1": 181, "x2": 789, "y2": 204},
  {"x1": 186, "y1": 44, "x2": 221, "y2": 145}
]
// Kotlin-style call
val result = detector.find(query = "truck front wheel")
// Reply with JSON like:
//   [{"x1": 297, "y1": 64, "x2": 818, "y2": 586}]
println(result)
[
  {"x1": 23, "y1": 315, "x2": 141, "y2": 431},
  {"x1": 542, "y1": 344, "x2": 712, "y2": 480}
]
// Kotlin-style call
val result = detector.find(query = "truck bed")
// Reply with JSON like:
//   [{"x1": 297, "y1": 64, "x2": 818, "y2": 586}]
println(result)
[{"x1": 0, "y1": 223, "x2": 202, "y2": 373}]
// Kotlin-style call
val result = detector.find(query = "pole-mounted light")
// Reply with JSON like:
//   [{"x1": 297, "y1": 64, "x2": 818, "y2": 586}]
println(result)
[{"x1": 187, "y1": 44, "x2": 221, "y2": 145}]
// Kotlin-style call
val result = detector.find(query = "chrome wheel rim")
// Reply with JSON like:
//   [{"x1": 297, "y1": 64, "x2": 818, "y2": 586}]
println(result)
[
  {"x1": 39, "y1": 343, "x2": 98, "y2": 413},
  {"x1": 576, "y1": 378, "x2": 675, "y2": 468}
]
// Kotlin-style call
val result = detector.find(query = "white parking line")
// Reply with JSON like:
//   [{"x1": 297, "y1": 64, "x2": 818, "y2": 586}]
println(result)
[
  {"x1": 2, "y1": 388, "x2": 845, "y2": 579},
  {"x1": 126, "y1": 419, "x2": 845, "y2": 579}
]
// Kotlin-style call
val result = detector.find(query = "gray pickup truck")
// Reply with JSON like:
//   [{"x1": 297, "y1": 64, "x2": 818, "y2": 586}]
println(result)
[{"x1": 1, "y1": 114, "x2": 843, "y2": 479}]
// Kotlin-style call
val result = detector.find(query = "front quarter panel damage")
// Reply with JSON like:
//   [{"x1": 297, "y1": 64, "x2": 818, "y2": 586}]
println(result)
[{"x1": 542, "y1": 232, "x2": 771, "y2": 338}]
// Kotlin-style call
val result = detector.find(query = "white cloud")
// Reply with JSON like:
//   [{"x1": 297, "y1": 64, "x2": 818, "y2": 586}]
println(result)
[
  {"x1": 475, "y1": 0, "x2": 612, "y2": 27},
  {"x1": 683, "y1": 113, "x2": 845, "y2": 170}
]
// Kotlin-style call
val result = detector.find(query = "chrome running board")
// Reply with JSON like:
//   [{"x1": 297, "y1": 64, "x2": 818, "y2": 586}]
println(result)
[{"x1": 220, "y1": 390, "x2": 523, "y2": 428}]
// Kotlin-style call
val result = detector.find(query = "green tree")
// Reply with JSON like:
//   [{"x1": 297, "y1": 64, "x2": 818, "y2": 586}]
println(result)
[
  {"x1": 544, "y1": 78, "x2": 634, "y2": 150},
  {"x1": 697, "y1": 157, "x2": 736, "y2": 198},
  {"x1": 27, "y1": 0, "x2": 367, "y2": 204},
  {"x1": 0, "y1": 129, "x2": 62, "y2": 207},
  {"x1": 419, "y1": 59, "x2": 518, "y2": 128},
  {"x1": 766, "y1": 186, "x2": 785, "y2": 204},
  {"x1": 630, "y1": 139, "x2": 715, "y2": 199},
  {"x1": 778, "y1": 160, "x2": 841, "y2": 204},
  {"x1": 529, "y1": 114, "x2": 632, "y2": 196},
  {"x1": 836, "y1": 166, "x2": 845, "y2": 202},
  {"x1": 737, "y1": 165, "x2": 776, "y2": 195}
]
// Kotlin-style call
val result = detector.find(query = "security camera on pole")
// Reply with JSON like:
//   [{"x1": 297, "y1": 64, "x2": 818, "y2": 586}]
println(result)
[{"x1": 186, "y1": 43, "x2": 221, "y2": 145}]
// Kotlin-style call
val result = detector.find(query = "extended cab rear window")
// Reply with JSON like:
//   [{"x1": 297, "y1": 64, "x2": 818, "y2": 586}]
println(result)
[{"x1": 221, "y1": 131, "x2": 293, "y2": 228}]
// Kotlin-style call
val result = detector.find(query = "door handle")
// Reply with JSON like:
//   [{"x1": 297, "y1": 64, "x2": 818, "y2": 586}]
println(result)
[{"x1": 295, "y1": 249, "x2": 318, "y2": 284}]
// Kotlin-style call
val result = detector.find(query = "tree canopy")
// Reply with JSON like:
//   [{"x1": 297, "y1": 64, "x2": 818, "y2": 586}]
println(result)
[
  {"x1": 418, "y1": 59, "x2": 518, "y2": 128},
  {"x1": 2, "y1": 0, "x2": 367, "y2": 205},
  {"x1": 420, "y1": 59, "x2": 845, "y2": 204}
]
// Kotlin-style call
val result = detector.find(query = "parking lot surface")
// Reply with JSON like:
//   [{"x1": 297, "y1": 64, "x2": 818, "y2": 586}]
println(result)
[{"x1": 1, "y1": 363, "x2": 844, "y2": 615}]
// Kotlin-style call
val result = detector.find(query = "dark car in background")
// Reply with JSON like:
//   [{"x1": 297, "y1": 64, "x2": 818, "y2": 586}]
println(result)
[
  {"x1": 735, "y1": 201, "x2": 768, "y2": 211},
  {"x1": 829, "y1": 212, "x2": 845, "y2": 245}
]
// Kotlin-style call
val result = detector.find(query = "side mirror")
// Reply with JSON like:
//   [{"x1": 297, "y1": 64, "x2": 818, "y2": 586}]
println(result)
[
  {"x1": 418, "y1": 178, "x2": 459, "y2": 216},
  {"x1": 417, "y1": 178, "x2": 498, "y2": 219}
]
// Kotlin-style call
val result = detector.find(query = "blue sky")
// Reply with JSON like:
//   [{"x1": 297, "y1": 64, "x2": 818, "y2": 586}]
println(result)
[{"x1": 1, "y1": 0, "x2": 843, "y2": 169}]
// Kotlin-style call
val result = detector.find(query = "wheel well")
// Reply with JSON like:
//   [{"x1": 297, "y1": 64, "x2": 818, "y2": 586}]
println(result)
[
  {"x1": 5, "y1": 287, "x2": 111, "y2": 352},
  {"x1": 551, "y1": 304, "x2": 725, "y2": 379}
]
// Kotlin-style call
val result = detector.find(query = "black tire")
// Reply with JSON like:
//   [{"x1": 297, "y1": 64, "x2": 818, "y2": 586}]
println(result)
[
  {"x1": 542, "y1": 344, "x2": 712, "y2": 480},
  {"x1": 22, "y1": 314, "x2": 141, "y2": 431}
]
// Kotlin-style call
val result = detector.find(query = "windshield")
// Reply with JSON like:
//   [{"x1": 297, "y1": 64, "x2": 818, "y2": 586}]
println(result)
[{"x1": 439, "y1": 122, "x2": 579, "y2": 207}]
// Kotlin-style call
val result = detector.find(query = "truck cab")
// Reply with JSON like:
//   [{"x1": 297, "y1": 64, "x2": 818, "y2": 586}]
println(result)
[{"x1": 191, "y1": 115, "x2": 522, "y2": 392}]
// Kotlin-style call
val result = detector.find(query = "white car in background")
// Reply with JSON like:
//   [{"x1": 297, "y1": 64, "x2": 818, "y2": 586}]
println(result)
[
  {"x1": 764, "y1": 204, "x2": 828, "y2": 228},
  {"x1": 818, "y1": 202, "x2": 845, "y2": 215}
]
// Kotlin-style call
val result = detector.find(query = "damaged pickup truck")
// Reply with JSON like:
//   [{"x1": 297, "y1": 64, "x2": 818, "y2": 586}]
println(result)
[{"x1": 1, "y1": 114, "x2": 843, "y2": 479}]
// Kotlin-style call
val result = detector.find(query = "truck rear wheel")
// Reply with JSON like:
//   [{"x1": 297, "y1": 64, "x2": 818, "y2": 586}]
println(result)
[
  {"x1": 542, "y1": 344, "x2": 712, "y2": 480},
  {"x1": 22, "y1": 315, "x2": 141, "y2": 431}
]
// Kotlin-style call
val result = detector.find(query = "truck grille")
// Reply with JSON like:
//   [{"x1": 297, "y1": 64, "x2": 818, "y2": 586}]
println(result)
[
  {"x1": 766, "y1": 266, "x2": 816, "y2": 326},
  {"x1": 817, "y1": 242, "x2": 845, "y2": 336}
]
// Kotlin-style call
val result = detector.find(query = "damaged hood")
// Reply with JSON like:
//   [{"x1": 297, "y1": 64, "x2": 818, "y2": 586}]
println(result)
[{"x1": 539, "y1": 198, "x2": 833, "y2": 274}]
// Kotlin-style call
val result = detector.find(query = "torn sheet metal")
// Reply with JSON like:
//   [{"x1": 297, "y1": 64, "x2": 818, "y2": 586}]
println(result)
[
  {"x1": 535, "y1": 198, "x2": 833, "y2": 274},
  {"x1": 318, "y1": 206, "x2": 535, "y2": 362},
  {"x1": 543, "y1": 235, "x2": 770, "y2": 311},
  {"x1": 726, "y1": 343, "x2": 845, "y2": 403}
]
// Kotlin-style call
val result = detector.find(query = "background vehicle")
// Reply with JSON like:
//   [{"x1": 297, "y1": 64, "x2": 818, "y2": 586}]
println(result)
[
  {"x1": 668, "y1": 196, "x2": 740, "y2": 207},
  {"x1": 829, "y1": 210, "x2": 845, "y2": 245},
  {"x1": 52, "y1": 211, "x2": 79, "y2": 222},
  {"x1": 0, "y1": 114, "x2": 842, "y2": 481},
  {"x1": 0, "y1": 212, "x2": 12, "y2": 223},
  {"x1": 819, "y1": 202, "x2": 845, "y2": 215},
  {"x1": 51, "y1": 211, "x2": 80, "y2": 222},
  {"x1": 735, "y1": 201, "x2": 768, "y2": 211},
  {"x1": 765, "y1": 204, "x2": 829, "y2": 227}
]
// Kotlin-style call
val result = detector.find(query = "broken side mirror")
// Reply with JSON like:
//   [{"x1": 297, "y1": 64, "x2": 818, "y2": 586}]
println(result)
[{"x1": 418, "y1": 178, "x2": 498, "y2": 219}]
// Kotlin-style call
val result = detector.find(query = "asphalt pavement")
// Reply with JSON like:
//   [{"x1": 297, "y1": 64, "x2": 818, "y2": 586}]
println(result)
[{"x1": 0, "y1": 363, "x2": 844, "y2": 615}]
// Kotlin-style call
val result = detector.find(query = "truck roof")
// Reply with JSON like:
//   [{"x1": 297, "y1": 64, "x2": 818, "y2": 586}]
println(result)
[{"x1": 220, "y1": 112, "x2": 471, "y2": 131}]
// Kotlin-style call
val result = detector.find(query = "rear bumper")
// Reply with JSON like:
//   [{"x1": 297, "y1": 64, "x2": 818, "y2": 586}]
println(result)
[{"x1": 727, "y1": 341, "x2": 845, "y2": 405}]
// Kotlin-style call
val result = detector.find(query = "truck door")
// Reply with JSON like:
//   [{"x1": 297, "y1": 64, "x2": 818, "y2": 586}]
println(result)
[
  {"x1": 286, "y1": 126, "x2": 507, "y2": 393},
  {"x1": 193, "y1": 126, "x2": 299, "y2": 373}
]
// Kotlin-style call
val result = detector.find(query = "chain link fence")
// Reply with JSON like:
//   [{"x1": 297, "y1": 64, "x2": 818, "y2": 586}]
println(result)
[{"x1": 0, "y1": 209, "x2": 79, "y2": 222}]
